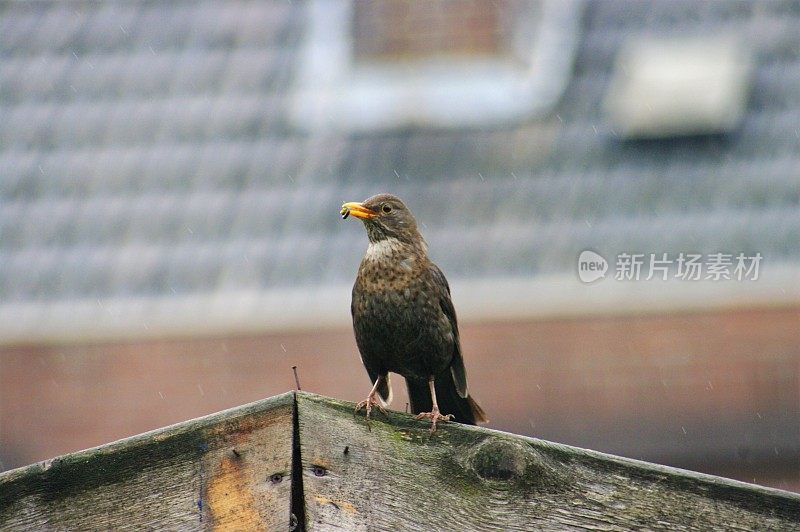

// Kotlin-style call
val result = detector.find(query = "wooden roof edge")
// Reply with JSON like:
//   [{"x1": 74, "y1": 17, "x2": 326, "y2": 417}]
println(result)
[
  {"x1": 2, "y1": 390, "x2": 798, "y2": 525},
  {"x1": 297, "y1": 392, "x2": 800, "y2": 506},
  {"x1": 0, "y1": 391, "x2": 295, "y2": 498}
]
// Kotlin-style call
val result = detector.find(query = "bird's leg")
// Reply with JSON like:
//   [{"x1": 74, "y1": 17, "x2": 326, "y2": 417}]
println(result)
[
  {"x1": 354, "y1": 375, "x2": 388, "y2": 429},
  {"x1": 415, "y1": 378, "x2": 453, "y2": 433}
]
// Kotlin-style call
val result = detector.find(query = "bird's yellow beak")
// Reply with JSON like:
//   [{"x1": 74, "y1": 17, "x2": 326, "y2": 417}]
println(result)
[{"x1": 340, "y1": 202, "x2": 377, "y2": 220}]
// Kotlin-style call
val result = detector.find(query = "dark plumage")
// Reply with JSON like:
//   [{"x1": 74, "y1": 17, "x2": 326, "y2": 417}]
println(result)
[{"x1": 340, "y1": 193, "x2": 487, "y2": 432}]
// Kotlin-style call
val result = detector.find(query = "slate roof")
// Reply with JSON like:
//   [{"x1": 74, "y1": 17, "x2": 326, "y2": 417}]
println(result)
[{"x1": 1, "y1": 1, "x2": 799, "y2": 318}]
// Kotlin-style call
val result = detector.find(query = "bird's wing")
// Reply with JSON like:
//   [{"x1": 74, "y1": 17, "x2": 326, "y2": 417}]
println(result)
[{"x1": 430, "y1": 263, "x2": 469, "y2": 398}]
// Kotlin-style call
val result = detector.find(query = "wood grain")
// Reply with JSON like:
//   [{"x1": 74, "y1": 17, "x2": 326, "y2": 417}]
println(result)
[
  {"x1": 0, "y1": 392, "x2": 294, "y2": 531},
  {"x1": 3, "y1": 390, "x2": 799, "y2": 530},
  {"x1": 296, "y1": 391, "x2": 800, "y2": 531}
]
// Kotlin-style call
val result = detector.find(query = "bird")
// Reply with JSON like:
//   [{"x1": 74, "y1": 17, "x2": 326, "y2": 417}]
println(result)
[{"x1": 340, "y1": 193, "x2": 487, "y2": 433}]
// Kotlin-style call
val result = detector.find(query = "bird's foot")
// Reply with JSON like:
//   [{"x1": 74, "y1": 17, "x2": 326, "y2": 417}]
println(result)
[
  {"x1": 415, "y1": 408, "x2": 453, "y2": 434},
  {"x1": 354, "y1": 393, "x2": 387, "y2": 430}
]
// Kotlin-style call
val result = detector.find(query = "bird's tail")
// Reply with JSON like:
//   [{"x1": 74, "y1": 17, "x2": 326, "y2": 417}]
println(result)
[{"x1": 406, "y1": 375, "x2": 488, "y2": 425}]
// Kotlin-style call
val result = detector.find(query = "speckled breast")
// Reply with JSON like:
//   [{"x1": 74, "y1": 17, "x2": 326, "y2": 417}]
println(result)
[{"x1": 352, "y1": 274, "x2": 454, "y2": 381}]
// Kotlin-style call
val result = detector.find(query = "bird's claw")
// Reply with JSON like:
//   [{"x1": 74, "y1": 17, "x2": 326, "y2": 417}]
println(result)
[
  {"x1": 354, "y1": 394, "x2": 387, "y2": 430},
  {"x1": 415, "y1": 409, "x2": 454, "y2": 433}
]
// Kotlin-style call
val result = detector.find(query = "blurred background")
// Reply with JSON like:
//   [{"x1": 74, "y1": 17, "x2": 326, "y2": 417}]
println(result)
[{"x1": 1, "y1": 0, "x2": 799, "y2": 492}]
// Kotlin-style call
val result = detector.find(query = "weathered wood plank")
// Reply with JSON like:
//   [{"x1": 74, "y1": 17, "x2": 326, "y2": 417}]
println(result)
[
  {"x1": 296, "y1": 391, "x2": 800, "y2": 531},
  {"x1": 0, "y1": 392, "x2": 294, "y2": 531},
  {"x1": 4, "y1": 390, "x2": 799, "y2": 530}
]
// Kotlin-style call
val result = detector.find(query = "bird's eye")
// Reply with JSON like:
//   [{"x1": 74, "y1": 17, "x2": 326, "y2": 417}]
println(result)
[{"x1": 381, "y1": 204, "x2": 393, "y2": 214}]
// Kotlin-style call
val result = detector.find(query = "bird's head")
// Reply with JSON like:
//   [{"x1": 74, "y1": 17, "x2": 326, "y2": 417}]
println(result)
[{"x1": 340, "y1": 193, "x2": 424, "y2": 246}]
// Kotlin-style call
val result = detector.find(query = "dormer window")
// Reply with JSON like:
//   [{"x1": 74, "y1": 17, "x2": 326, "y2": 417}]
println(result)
[{"x1": 291, "y1": 0, "x2": 582, "y2": 131}]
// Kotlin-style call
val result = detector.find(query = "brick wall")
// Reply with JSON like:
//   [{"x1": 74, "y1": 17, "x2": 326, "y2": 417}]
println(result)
[{"x1": 352, "y1": 0, "x2": 512, "y2": 60}]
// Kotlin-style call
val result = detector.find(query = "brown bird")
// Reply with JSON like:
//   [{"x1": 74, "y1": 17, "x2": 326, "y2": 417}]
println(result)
[{"x1": 340, "y1": 193, "x2": 487, "y2": 432}]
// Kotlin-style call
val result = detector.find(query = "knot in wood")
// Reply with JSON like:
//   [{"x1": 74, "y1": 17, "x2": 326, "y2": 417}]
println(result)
[
  {"x1": 470, "y1": 439, "x2": 529, "y2": 481},
  {"x1": 466, "y1": 438, "x2": 567, "y2": 491}
]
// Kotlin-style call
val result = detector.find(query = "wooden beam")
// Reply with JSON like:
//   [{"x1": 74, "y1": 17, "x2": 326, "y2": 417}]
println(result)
[
  {"x1": 2, "y1": 390, "x2": 799, "y2": 530},
  {"x1": 0, "y1": 392, "x2": 294, "y2": 531},
  {"x1": 296, "y1": 392, "x2": 800, "y2": 531}
]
